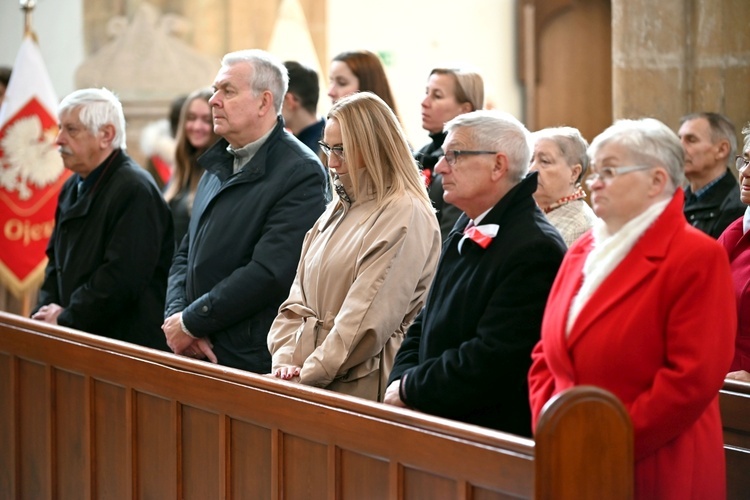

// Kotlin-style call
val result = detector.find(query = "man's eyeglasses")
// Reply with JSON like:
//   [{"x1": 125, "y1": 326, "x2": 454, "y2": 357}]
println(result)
[
  {"x1": 585, "y1": 165, "x2": 654, "y2": 186},
  {"x1": 735, "y1": 155, "x2": 750, "y2": 172},
  {"x1": 441, "y1": 150, "x2": 498, "y2": 167},
  {"x1": 318, "y1": 141, "x2": 345, "y2": 161}
]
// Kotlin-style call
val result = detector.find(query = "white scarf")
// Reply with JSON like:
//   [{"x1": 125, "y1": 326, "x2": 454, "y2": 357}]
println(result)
[
  {"x1": 743, "y1": 206, "x2": 750, "y2": 234},
  {"x1": 566, "y1": 198, "x2": 670, "y2": 335}
]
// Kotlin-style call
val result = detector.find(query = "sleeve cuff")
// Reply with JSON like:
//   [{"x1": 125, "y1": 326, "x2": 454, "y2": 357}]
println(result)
[
  {"x1": 399, "y1": 372, "x2": 408, "y2": 403},
  {"x1": 179, "y1": 313, "x2": 197, "y2": 339}
]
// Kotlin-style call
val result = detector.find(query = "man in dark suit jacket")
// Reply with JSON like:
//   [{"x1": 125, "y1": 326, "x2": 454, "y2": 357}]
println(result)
[
  {"x1": 32, "y1": 88, "x2": 173, "y2": 351},
  {"x1": 384, "y1": 110, "x2": 566, "y2": 437},
  {"x1": 162, "y1": 50, "x2": 328, "y2": 372}
]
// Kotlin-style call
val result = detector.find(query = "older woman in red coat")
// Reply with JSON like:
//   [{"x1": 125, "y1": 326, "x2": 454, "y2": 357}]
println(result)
[
  {"x1": 719, "y1": 123, "x2": 750, "y2": 382},
  {"x1": 528, "y1": 118, "x2": 735, "y2": 499}
]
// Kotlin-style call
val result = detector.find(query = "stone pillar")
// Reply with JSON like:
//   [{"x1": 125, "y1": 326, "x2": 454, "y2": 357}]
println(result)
[{"x1": 612, "y1": 0, "x2": 750, "y2": 140}]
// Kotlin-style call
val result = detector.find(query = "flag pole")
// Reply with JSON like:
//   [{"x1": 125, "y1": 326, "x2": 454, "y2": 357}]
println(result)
[
  {"x1": 20, "y1": 0, "x2": 38, "y2": 42},
  {"x1": 15, "y1": 0, "x2": 40, "y2": 317}
]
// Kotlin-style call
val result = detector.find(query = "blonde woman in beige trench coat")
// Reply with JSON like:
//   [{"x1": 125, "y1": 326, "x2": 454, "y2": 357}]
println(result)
[{"x1": 268, "y1": 92, "x2": 441, "y2": 401}]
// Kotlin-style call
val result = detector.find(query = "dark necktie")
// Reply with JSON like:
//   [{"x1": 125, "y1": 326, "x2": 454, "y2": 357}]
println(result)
[{"x1": 73, "y1": 181, "x2": 84, "y2": 202}]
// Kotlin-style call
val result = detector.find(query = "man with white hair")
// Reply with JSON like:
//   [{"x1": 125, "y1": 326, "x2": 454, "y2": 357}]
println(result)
[
  {"x1": 384, "y1": 110, "x2": 566, "y2": 436},
  {"x1": 162, "y1": 49, "x2": 328, "y2": 372},
  {"x1": 32, "y1": 88, "x2": 174, "y2": 350}
]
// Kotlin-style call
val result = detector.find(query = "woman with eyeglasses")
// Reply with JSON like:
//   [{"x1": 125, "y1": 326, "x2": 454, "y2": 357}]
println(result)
[
  {"x1": 267, "y1": 92, "x2": 441, "y2": 402},
  {"x1": 528, "y1": 118, "x2": 735, "y2": 499},
  {"x1": 718, "y1": 122, "x2": 750, "y2": 383},
  {"x1": 529, "y1": 126, "x2": 596, "y2": 247}
]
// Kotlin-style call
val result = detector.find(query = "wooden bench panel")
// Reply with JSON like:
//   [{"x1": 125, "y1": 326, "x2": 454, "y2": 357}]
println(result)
[
  {"x1": 0, "y1": 353, "x2": 15, "y2": 497},
  {"x1": 231, "y1": 419, "x2": 272, "y2": 499},
  {"x1": 338, "y1": 449, "x2": 390, "y2": 498},
  {"x1": 18, "y1": 359, "x2": 52, "y2": 499},
  {"x1": 136, "y1": 392, "x2": 177, "y2": 499},
  {"x1": 93, "y1": 379, "x2": 130, "y2": 499},
  {"x1": 181, "y1": 406, "x2": 222, "y2": 500},
  {"x1": 54, "y1": 369, "x2": 88, "y2": 499}
]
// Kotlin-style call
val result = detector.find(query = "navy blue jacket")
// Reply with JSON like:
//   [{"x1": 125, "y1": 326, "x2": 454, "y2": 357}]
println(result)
[{"x1": 165, "y1": 117, "x2": 329, "y2": 372}]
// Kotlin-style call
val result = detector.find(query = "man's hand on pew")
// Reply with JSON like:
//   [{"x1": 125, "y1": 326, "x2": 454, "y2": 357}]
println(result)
[
  {"x1": 383, "y1": 379, "x2": 408, "y2": 408},
  {"x1": 162, "y1": 312, "x2": 194, "y2": 353},
  {"x1": 182, "y1": 338, "x2": 218, "y2": 363},
  {"x1": 727, "y1": 370, "x2": 750, "y2": 382},
  {"x1": 31, "y1": 303, "x2": 63, "y2": 325}
]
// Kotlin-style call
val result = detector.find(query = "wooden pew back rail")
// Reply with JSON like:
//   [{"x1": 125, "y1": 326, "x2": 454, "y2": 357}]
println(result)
[{"x1": 0, "y1": 312, "x2": 634, "y2": 499}]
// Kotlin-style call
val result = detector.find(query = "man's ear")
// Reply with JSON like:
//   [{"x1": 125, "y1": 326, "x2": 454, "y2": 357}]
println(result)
[
  {"x1": 283, "y1": 92, "x2": 298, "y2": 111},
  {"x1": 98, "y1": 124, "x2": 116, "y2": 149},
  {"x1": 258, "y1": 90, "x2": 276, "y2": 117},
  {"x1": 490, "y1": 152, "x2": 509, "y2": 181},
  {"x1": 715, "y1": 138, "x2": 730, "y2": 162}
]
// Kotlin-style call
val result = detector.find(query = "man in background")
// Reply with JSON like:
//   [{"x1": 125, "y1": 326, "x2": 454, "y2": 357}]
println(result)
[
  {"x1": 32, "y1": 88, "x2": 173, "y2": 350},
  {"x1": 678, "y1": 112, "x2": 744, "y2": 237},
  {"x1": 162, "y1": 50, "x2": 328, "y2": 372},
  {"x1": 282, "y1": 60, "x2": 325, "y2": 155}
]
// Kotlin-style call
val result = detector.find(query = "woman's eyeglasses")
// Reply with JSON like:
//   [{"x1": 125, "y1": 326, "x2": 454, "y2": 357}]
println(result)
[
  {"x1": 318, "y1": 141, "x2": 345, "y2": 161},
  {"x1": 585, "y1": 165, "x2": 653, "y2": 186}
]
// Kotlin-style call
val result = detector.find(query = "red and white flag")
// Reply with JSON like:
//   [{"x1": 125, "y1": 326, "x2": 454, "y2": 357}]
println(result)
[{"x1": 0, "y1": 35, "x2": 69, "y2": 297}]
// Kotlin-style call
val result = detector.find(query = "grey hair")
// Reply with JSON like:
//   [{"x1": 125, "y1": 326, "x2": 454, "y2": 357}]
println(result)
[
  {"x1": 444, "y1": 110, "x2": 531, "y2": 183},
  {"x1": 680, "y1": 112, "x2": 737, "y2": 165},
  {"x1": 531, "y1": 126, "x2": 589, "y2": 183},
  {"x1": 742, "y1": 122, "x2": 750, "y2": 151},
  {"x1": 588, "y1": 118, "x2": 685, "y2": 192},
  {"x1": 221, "y1": 49, "x2": 289, "y2": 113},
  {"x1": 58, "y1": 88, "x2": 127, "y2": 149}
]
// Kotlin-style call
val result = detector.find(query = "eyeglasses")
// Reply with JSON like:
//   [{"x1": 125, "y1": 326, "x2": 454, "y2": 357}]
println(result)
[
  {"x1": 318, "y1": 141, "x2": 345, "y2": 161},
  {"x1": 441, "y1": 150, "x2": 499, "y2": 167},
  {"x1": 735, "y1": 155, "x2": 750, "y2": 172},
  {"x1": 585, "y1": 165, "x2": 654, "y2": 186}
]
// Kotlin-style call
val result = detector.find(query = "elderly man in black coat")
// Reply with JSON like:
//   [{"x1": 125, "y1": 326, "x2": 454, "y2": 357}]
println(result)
[
  {"x1": 384, "y1": 110, "x2": 566, "y2": 437},
  {"x1": 32, "y1": 88, "x2": 174, "y2": 350},
  {"x1": 162, "y1": 50, "x2": 328, "y2": 372}
]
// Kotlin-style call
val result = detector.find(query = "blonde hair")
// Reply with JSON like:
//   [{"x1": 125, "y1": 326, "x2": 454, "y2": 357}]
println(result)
[
  {"x1": 429, "y1": 68, "x2": 485, "y2": 112},
  {"x1": 328, "y1": 92, "x2": 432, "y2": 212}
]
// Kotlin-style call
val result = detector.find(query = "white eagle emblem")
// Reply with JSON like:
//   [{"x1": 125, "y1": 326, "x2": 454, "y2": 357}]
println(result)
[{"x1": 0, "y1": 116, "x2": 64, "y2": 200}]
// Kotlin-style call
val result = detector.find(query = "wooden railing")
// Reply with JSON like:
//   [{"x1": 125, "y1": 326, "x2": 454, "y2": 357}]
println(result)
[
  {"x1": 721, "y1": 379, "x2": 750, "y2": 500},
  {"x1": 0, "y1": 312, "x2": 632, "y2": 499}
]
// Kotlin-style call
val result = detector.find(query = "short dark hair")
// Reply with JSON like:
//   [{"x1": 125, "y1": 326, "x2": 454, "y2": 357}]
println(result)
[
  {"x1": 0, "y1": 66, "x2": 12, "y2": 87},
  {"x1": 284, "y1": 61, "x2": 319, "y2": 115}
]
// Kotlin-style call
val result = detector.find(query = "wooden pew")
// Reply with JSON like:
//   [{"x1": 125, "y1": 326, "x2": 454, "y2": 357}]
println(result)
[
  {"x1": 0, "y1": 312, "x2": 632, "y2": 499},
  {"x1": 721, "y1": 379, "x2": 750, "y2": 500}
]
